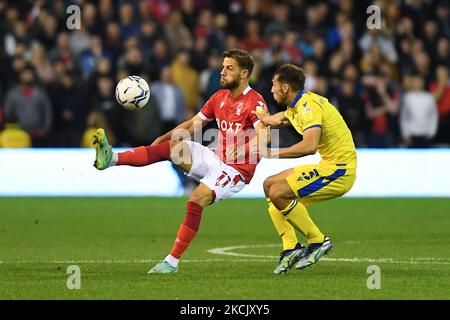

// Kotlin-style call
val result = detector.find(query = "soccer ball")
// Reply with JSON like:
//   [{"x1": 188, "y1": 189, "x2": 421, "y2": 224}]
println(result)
[{"x1": 115, "y1": 75, "x2": 150, "y2": 111}]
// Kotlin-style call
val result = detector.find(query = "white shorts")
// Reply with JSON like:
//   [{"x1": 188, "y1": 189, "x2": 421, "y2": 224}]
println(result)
[{"x1": 184, "y1": 141, "x2": 246, "y2": 203}]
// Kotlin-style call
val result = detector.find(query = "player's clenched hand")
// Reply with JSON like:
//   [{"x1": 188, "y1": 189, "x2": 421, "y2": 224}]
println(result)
[{"x1": 251, "y1": 109, "x2": 270, "y2": 124}]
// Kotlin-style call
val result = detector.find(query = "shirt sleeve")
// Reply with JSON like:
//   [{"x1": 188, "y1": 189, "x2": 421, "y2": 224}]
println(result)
[
  {"x1": 198, "y1": 94, "x2": 216, "y2": 121},
  {"x1": 301, "y1": 100, "x2": 323, "y2": 131},
  {"x1": 284, "y1": 108, "x2": 293, "y2": 122}
]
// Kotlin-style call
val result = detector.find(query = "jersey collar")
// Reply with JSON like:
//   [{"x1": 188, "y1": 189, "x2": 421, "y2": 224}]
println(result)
[
  {"x1": 289, "y1": 89, "x2": 306, "y2": 108},
  {"x1": 230, "y1": 85, "x2": 251, "y2": 101}
]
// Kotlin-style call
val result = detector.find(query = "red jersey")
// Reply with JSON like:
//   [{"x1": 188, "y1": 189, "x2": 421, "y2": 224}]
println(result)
[{"x1": 198, "y1": 86, "x2": 268, "y2": 184}]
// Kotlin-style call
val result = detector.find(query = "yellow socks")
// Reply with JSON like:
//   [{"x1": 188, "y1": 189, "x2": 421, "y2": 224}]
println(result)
[
  {"x1": 267, "y1": 199, "x2": 298, "y2": 250},
  {"x1": 280, "y1": 198, "x2": 325, "y2": 245}
]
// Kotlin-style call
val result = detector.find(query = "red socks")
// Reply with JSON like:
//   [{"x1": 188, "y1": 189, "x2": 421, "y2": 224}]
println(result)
[
  {"x1": 117, "y1": 141, "x2": 170, "y2": 166},
  {"x1": 170, "y1": 201, "x2": 203, "y2": 259}
]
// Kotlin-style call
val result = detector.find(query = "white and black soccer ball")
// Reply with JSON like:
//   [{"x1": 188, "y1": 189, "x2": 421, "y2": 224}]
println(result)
[{"x1": 115, "y1": 75, "x2": 150, "y2": 111}]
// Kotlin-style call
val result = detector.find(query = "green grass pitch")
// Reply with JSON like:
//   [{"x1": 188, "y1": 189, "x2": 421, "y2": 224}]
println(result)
[{"x1": 0, "y1": 197, "x2": 449, "y2": 299}]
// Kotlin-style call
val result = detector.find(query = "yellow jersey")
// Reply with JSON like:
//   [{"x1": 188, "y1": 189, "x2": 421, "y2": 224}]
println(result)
[{"x1": 284, "y1": 90, "x2": 357, "y2": 169}]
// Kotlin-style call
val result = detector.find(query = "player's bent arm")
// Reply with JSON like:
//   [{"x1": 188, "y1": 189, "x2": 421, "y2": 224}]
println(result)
[
  {"x1": 252, "y1": 111, "x2": 291, "y2": 127},
  {"x1": 151, "y1": 114, "x2": 208, "y2": 145},
  {"x1": 269, "y1": 127, "x2": 321, "y2": 158}
]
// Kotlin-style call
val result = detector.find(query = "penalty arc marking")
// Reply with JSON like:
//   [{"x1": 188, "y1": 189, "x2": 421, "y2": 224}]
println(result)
[{"x1": 207, "y1": 244, "x2": 450, "y2": 266}]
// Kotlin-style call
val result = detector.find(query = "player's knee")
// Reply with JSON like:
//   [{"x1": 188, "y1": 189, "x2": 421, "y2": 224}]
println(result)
[
  {"x1": 189, "y1": 189, "x2": 213, "y2": 207},
  {"x1": 268, "y1": 183, "x2": 284, "y2": 203},
  {"x1": 263, "y1": 177, "x2": 273, "y2": 197},
  {"x1": 269, "y1": 182, "x2": 294, "y2": 210}
]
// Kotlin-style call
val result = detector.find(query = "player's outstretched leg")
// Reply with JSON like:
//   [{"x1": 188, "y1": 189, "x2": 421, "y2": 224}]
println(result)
[
  {"x1": 273, "y1": 242, "x2": 307, "y2": 274},
  {"x1": 92, "y1": 128, "x2": 181, "y2": 170},
  {"x1": 295, "y1": 236, "x2": 333, "y2": 270},
  {"x1": 93, "y1": 128, "x2": 112, "y2": 170}
]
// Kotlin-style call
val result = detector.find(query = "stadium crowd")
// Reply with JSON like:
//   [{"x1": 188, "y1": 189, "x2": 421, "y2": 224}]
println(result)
[{"x1": 0, "y1": 0, "x2": 449, "y2": 149}]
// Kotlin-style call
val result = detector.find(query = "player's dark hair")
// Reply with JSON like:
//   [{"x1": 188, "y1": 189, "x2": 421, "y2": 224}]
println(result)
[
  {"x1": 223, "y1": 49, "x2": 254, "y2": 77},
  {"x1": 273, "y1": 64, "x2": 306, "y2": 92}
]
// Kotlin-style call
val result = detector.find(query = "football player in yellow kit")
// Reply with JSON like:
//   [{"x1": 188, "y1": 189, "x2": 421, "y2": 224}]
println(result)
[{"x1": 253, "y1": 64, "x2": 357, "y2": 274}]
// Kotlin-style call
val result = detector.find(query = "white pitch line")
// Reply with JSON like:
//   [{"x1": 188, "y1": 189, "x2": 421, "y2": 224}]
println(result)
[
  {"x1": 1, "y1": 244, "x2": 449, "y2": 266},
  {"x1": 0, "y1": 259, "x2": 275, "y2": 264}
]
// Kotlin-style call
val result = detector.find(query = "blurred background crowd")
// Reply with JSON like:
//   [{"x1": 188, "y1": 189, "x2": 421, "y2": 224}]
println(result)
[{"x1": 0, "y1": 0, "x2": 449, "y2": 149}]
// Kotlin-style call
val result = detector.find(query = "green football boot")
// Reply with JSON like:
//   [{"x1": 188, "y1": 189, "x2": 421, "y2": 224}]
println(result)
[
  {"x1": 147, "y1": 261, "x2": 178, "y2": 274},
  {"x1": 273, "y1": 243, "x2": 306, "y2": 274},
  {"x1": 295, "y1": 236, "x2": 333, "y2": 270},
  {"x1": 92, "y1": 128, "x2": 112, "y2": 170}
]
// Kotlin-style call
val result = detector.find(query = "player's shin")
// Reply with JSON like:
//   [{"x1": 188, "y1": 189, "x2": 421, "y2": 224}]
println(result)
[
  {"x1": 280, "y1": 199, "x2": 325, "y2": 244},
  {"x1": 267, "y1": 200, "x2": 298, "y2": 250},
  {"x1": 116, "y1": 141, "x2": 171, "y2": 166},
  {"x1": 167, "y1": 201, "x2": 203, "y2": 267}
]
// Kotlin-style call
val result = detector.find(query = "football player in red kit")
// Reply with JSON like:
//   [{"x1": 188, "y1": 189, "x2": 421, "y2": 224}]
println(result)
[{"x1": 93, "y1": 49, "x2": 269, "y2": 273}]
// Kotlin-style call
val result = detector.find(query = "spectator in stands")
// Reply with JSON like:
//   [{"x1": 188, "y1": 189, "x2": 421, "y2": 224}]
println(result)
[
  {"x1": 139, "y1": 19, "x2": 158, "y2": 58},
  {"x1": 49, "y1": 32, "x2": 75, "y2": 70},
  {"x1": 35, "y1": 12, "x2": 58, "y2": 51},
  {"x1": 199, "y1": 51, "x2": 222, "y2": 102},
  {"x1": 359, "y1": 29, "x2": 398, "y2": 64},
  {"x1": 180, "y1": 0, "x2": 197, "y2": 31},
  {"x1": 242, "y1": 19, "x2": 268, "y2": 52},
  {"x1": 263, "y1": 2, "x2": 289, "y2": 38},
  {"x1": 171, "y1": 50, "x2": 200, "y2": 117},
  {"x1": 164, "y1": 10, "x2": 193, "y2": 53},
  {"x1": 190, "y1": 36, "x2": 209, "y2": 72},
  {"x1": 119, "y1": 2, "x2": 140, "y2": 40},
  {"x1": 429, "y1": 65, "x2": 450, "y2": 144},
  {"x1": 120, "y1": 93, "x2": 162, "y2": 147},
  {"x1": 98, "y1": 0, "x2": 115, "y2": 25},
  {"x1": 334, "y1": 77, "x2": 367, "y2": 147},
  {"x1": 362, "y1": 73, "x2": 399, "y2": 148},
  {"x1": 69, "y1": 27, "x2": 91, "y2": 60},
  {"x1": 194, "y1": 9, "x2": 223, "y2": 51},
  {"x1": 400, "y1": 74, "x2": 438, "y2": 148},
  {"x1": 50, "y1": 71, "x2": 83, "y2": 147},
  {"x1": 282, "y1": 31, "x2": 302, "y2": 64},
  {"x1": 150, "y1": 66, "x2": 186, "y2": 134},
  {"x1": 30, "y1": 42, "x2": 54, "y2": 87},
  {"x1": 261, "y1": 33, "x2": 289, "y2": 68},
  {"x1": 103, "y1": 22, "x2": 123, "y2": 66},
  {"x1": 79, "y1": 36, "x2": 113, "y2": 79},
  {"x1": 4, "y1": 64, "x2": 52, "y2": 147},
  {"x1": 149, "y1": 39, "x2": 171, "y2": 80},
  {"x1": 436, "y1": 38, "x2": 449, "y2": 68},
  {"x1": 327, "y1": 12, "x2": 354, "y2": 51},
  {"x1": 435, "y1": 1, "x2": 450, "y2": 38},
  {"x1": 90, "y1": 74, "x2": 122, "y2": 144},
  {"x1": 117, "y1": 44, "x2": 149, "y2": 76},
  {"x1": 414, "y1": 51, "x2": 433, "y2": 87},
  {"x1": 84, "y1": 58, "x2": 113, "y2": 115}
]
